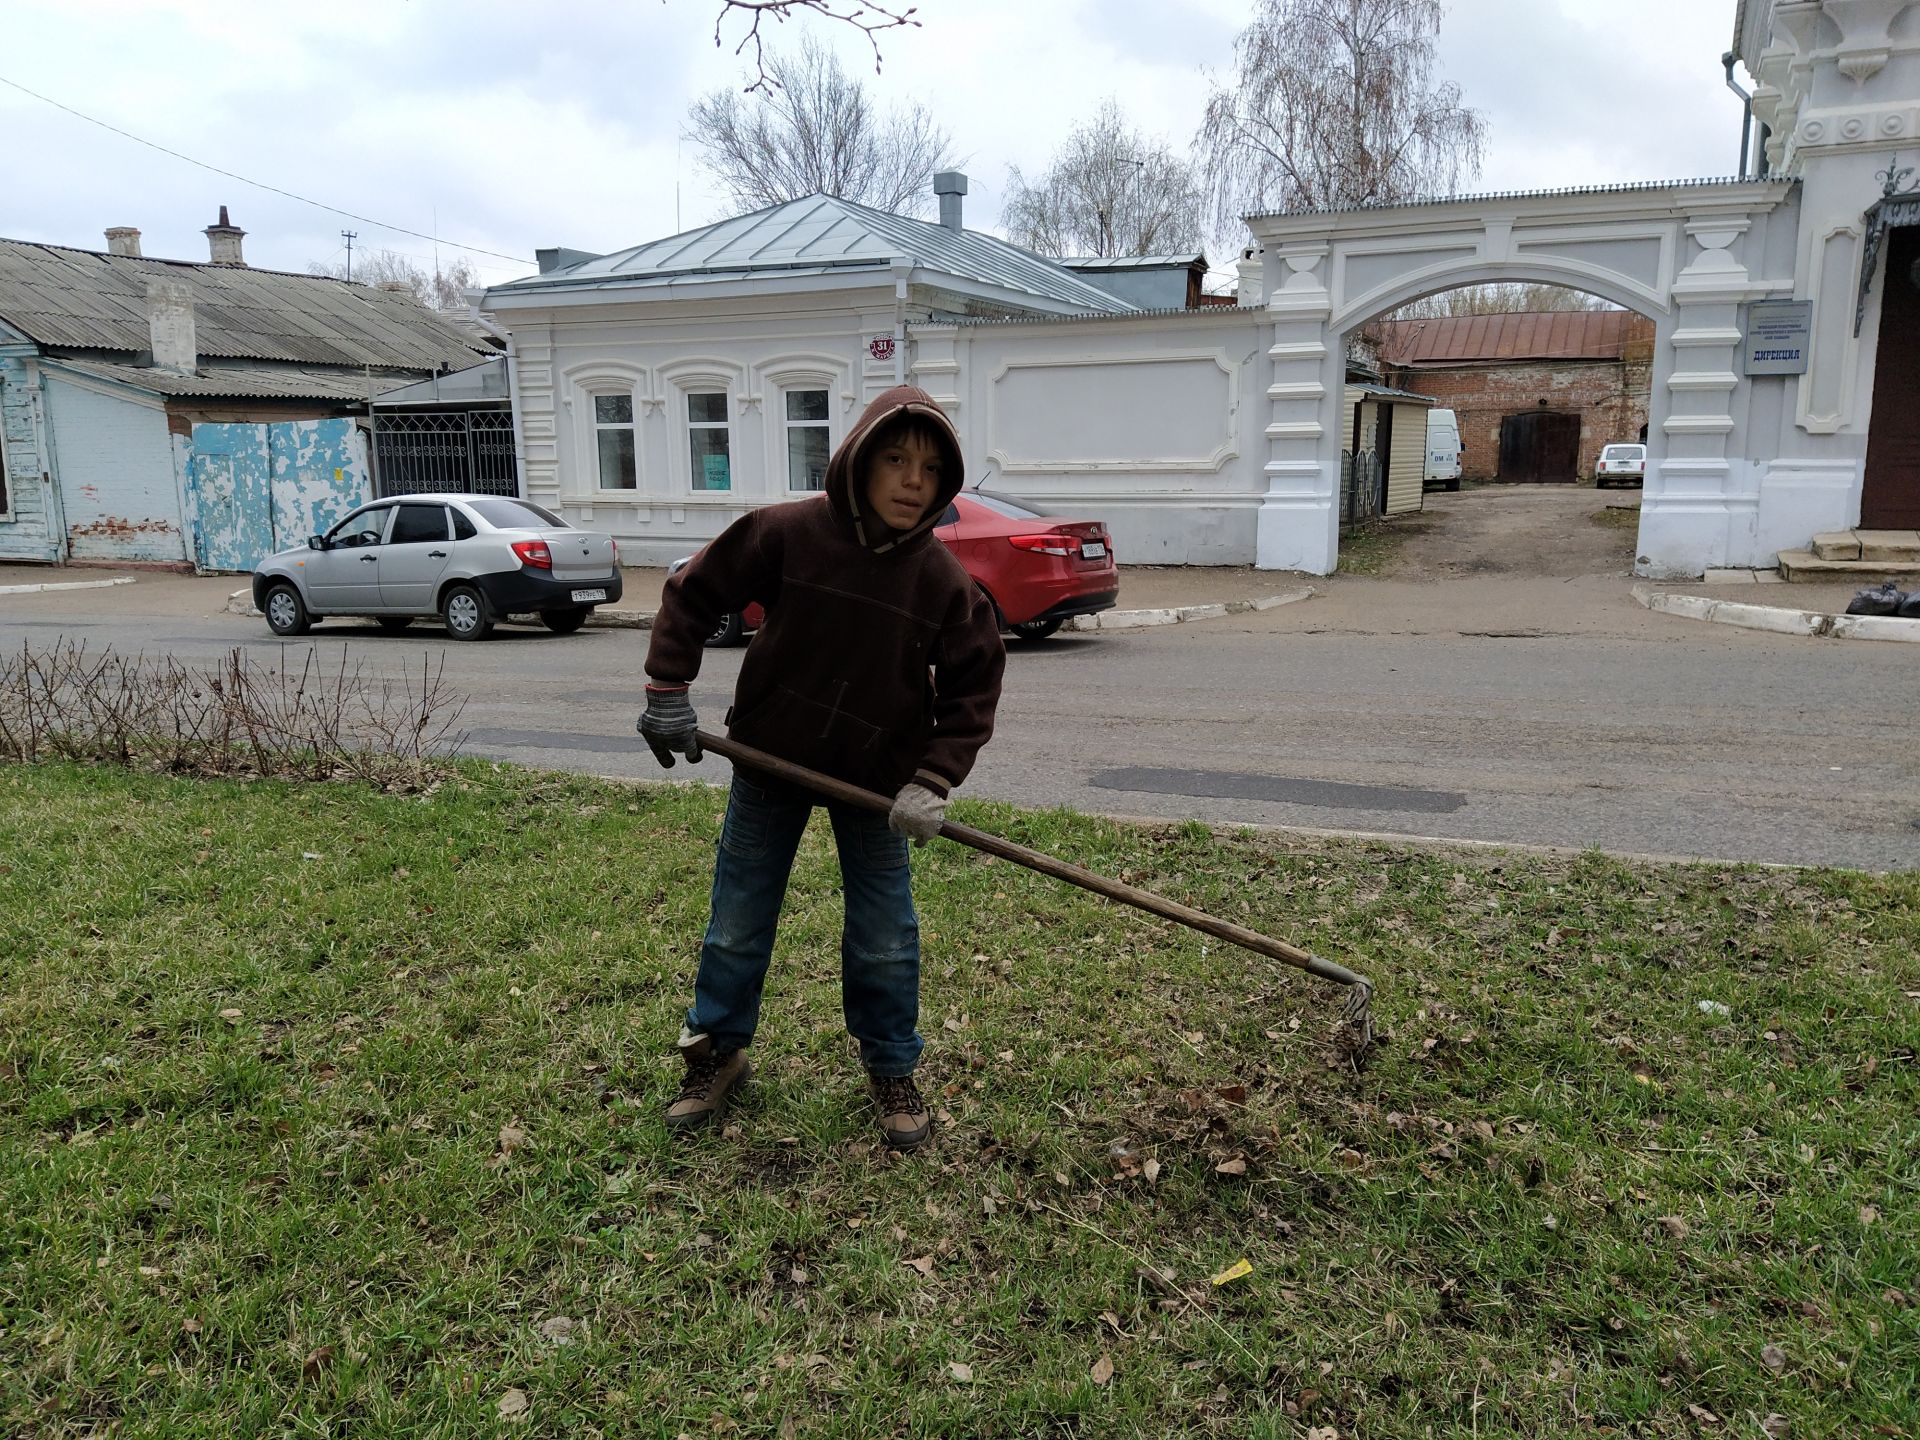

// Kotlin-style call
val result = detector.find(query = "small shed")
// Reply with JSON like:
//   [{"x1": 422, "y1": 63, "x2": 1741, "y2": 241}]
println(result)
[{"x1": 1340, "y1": 382, "x2": 1433, "y2": 525}]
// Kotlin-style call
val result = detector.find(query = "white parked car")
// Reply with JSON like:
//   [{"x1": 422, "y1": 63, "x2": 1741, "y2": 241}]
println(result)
[
  {"x1": 1595, "y1": 443, "x2": 1647, "y2": 488},
  {"x1": 251, "y1": 493, "x2": 622, "y2": 640}
]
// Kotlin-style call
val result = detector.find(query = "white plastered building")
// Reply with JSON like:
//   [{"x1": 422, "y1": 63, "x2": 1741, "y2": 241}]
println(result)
[{"x1": 483, "y1": 1, "x2": 1920, "y2": 577}]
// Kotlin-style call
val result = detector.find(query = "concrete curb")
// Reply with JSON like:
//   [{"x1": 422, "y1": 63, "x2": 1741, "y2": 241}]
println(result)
[
  {"x1": 1632, "y1": 583, "x2": 1920, "y2": 643},
  {"x1": 225, "y1": 588, "x2": 1314, "y2": 633},
  {"x1": 0, "y1": 576, "x2": 137, "y2": 596},
  {"x1": 1065, "y1": 587, "x2": 1316, "y2": 631}
]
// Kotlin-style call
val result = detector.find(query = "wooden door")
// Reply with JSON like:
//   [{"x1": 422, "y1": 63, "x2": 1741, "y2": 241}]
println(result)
[
  {"x1": 1497, "y1": 411, "x2": 1582, "y2": 483},
  {"x1": 1863, "y1": 225, "x2": 1920, "y2": 529}
]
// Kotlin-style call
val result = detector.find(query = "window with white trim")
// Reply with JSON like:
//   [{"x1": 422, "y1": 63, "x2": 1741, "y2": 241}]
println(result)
[
  {"x1": 593, "y1": 393, "x2": 637, "y2": 490},
  {"x1": 687, "y1": 391, "x2": 731, "y2": 492},
  {"x1": 0, "y1": 375, "x2": 12, "y2": 518},
  {"x1": 784, "y1": 388, "x2": 831, "y2": 491}
]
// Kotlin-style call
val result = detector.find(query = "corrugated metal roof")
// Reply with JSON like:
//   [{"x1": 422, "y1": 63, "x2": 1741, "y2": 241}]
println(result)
[
  {"x1": 1246, "y1": 176, "x2": 1791, "y2": 222},
  {"x1": 1372, "y1": 310, "x2": 1655, "y2": 366},
  {"x1": 47, "y1": 357, "x2": 426, "y2": 401},
  {"x1": 1347, "y1": 382, "x2": 1435, "y2": 403},
  {"x1": 489, "y1": 194, "x2": 1134, "y2": 314},
  {"x1": 0, "y1": 237, "x2": 493, "y2": 370}
]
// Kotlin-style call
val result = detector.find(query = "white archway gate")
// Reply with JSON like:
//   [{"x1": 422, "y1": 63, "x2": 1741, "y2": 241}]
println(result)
[{"x1": 1243, "y1": 180, "x2": 1801, "y2": 576}]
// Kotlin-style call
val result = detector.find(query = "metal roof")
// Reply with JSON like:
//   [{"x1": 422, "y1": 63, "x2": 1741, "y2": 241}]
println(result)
[
  {"x1": 1057, "y1": 254, "x2": 1208, "y2": 270},
  {"x1": 1372, "y1": 310, "x2": 1654, "y2": 366},
  {"x1": 1347, "y1": 381, "x2": 1435, "y2": 403},
  {"x1": 0, "y1": 237, "x2": 493, "y2": 370},
  {"x1": 47, "y1": 356, "x2": 429, "y2": 402},
  {"x1": 1247, "y1": 175, "x2": 1792, "y2": 222},
  {"x1": 489, "y1": 194, "x2": 1134, "y2": 314},
  {"x1": 917, "y1": 305, "x2": 1248, "y2": 329}
]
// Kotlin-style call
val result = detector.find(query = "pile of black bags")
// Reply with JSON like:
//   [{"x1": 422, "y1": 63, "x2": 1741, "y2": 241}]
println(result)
[{"x1": 1844, "y1": 580, "x2": 1920, "y2": 617}]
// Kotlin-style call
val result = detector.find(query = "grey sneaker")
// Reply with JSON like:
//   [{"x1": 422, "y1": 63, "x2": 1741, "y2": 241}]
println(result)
[
  {"x1": 665, "y1": 1031, "x2": 750, "y2": 1131},
  {"x1": 868, "y1": 1072, "x2": 932, "y2": 1150}
]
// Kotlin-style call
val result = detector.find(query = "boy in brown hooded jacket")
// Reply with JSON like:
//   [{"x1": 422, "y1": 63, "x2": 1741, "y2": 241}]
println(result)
[{"x1": 639, "y1": 385, "x2": 1005, "y2": 1149}]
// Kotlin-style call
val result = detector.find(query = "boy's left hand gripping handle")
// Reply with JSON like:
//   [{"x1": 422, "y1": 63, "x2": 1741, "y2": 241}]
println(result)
[{"x1": 639, "y1": 684, "x2": 704, "y2": 767}]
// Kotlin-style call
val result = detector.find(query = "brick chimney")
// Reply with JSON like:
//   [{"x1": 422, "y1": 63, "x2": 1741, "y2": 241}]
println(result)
[
  {"x1": 204, "y1": 205, "x2": 246, "y2": 266},
  {"x1": 104, "y1": 227, "x2": 142, "y2": 257},
  {"x1": 933, "y1": 171, "x2": 968, "y2": 231},
  {"x1": 146, "y1": 279, "x2": 196, "y2": 374}
]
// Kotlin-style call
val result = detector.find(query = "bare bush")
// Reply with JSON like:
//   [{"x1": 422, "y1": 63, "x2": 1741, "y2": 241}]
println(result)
[{"x1": 0, "y1": 641, "x2": 468, "y2": 791}]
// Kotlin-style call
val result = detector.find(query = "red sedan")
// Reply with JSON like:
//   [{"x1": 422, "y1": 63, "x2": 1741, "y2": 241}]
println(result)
[{"x1": 673, "y1": 491, "x2": 1118, "y2": 645}]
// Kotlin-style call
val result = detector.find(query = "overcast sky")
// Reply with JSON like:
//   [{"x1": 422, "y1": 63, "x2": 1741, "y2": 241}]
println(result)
[{"x1": 1, "y1": 0, "x2": 1750, "y2": 287}]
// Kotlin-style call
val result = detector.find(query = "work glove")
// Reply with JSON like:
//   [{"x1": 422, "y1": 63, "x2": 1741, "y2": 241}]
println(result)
[
  {"x1": 887, "y1": 782, "x2": 948, "y2": 846},
  {"x1": 638, "y1": 684, "x2": 703, "y2": 768}
]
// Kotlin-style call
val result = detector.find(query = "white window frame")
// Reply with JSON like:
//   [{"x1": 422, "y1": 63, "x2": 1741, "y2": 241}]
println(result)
[
  {"x1": 779, "y1": 386, "x2": 833, "y2": 492},
  {"x1": 561, "y1": 363, "x2": 648, "y2": 501},
  {"x1": 661, "y1": 359, "x2": 747, "y2": 498},
  {"x1": 761, "y1": 357, "x2": 852, "y2": 498},
  {"x1": 591, "y1": 391, "x2": 639, "y2": 492}
]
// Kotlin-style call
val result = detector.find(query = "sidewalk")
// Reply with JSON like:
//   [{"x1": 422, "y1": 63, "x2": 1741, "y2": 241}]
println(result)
[{"x1": 0, "y1": 562, "x2": 1312, "y2": 628}]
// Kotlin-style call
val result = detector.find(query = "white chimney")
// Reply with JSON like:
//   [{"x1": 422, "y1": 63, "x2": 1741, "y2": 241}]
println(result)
[
  {"x1": 146, "y1": 280, "x2": 196, "y2": 374},
  {"x1": 104, "y1": 227, "x2": 142, "y2": 257},
  {"x1": 933, "y1": 171, "x2": 968, "y2": 232},
  {"x1": 204, "y1": 205, "x2": 246, "y2": 266}
]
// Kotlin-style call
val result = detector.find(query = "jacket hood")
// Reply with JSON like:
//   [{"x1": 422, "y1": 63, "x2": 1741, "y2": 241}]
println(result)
[{"x1": 825, "y1": 384, "x2": 965, "y2": 553}]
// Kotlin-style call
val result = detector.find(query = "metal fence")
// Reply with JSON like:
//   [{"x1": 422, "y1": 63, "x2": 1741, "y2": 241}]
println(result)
[
  {"x1": 371, "y1": 408, "x2": 518, "y2": 498},
  {"x1": 1340, "y1": 449, "x2": 1383, "y2": 528}
]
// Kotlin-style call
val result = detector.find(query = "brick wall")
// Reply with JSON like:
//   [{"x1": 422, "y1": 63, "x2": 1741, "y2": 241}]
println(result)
[{"x1": 1385, "y1": 343, "x2": 1653, "y2": 483}]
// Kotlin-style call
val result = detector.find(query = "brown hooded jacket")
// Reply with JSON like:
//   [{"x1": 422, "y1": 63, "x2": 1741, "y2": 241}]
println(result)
[{"x1": 645, "y1": 385, "x2": 1005, "y2": 797}]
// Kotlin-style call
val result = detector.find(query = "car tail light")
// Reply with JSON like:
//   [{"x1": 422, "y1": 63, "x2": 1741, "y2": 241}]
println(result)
[
  {"x1": 511, "y1": 539, "x2": 552, "y2": 570},
  {"x1": 1008, "y1": 532, "x2": 1080, "y2": 557},
  {"x1": 610, "y1": 538, "x2": 620, "y2": 564}
]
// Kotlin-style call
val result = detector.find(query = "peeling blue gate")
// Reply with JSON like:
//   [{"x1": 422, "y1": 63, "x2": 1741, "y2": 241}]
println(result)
[{"x1": 187, "y1": 419, "x2": 371, "y2": 572}]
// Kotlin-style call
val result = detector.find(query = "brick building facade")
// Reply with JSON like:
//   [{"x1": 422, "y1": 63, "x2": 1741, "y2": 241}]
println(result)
[{"x1": 1369, "y1": 311, "x2": 1656, "y2": 483}]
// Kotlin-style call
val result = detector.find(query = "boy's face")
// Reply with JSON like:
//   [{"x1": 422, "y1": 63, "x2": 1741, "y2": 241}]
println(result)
[{"x1": 863, "y1": 431, "x2": 944, "y2": 531}]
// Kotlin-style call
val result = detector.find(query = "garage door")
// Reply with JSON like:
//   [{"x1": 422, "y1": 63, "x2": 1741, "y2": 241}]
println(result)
[{"x1": 1498, "y1": 411, "x2": 1582, "y2": 484}]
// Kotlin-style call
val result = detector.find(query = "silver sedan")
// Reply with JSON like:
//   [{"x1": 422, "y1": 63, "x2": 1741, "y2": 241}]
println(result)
[{"x1": 251, "y1": 493, "x2": 623, "y2": 640}]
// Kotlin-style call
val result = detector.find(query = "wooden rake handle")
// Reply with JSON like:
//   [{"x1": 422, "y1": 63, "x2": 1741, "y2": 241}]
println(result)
[{"x1": 692, "y1": 729, "x2": 1375, "y2": 1013}]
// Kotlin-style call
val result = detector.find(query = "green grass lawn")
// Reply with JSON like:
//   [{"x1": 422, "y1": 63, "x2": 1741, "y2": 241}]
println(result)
[{"x1": 2, "y1": 761, "x2": 1915, "y2": 1438}]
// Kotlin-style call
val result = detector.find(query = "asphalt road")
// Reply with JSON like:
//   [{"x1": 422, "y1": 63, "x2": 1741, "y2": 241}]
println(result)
[{"x1": 5, "y1": 566, "x2": 1917, "y2": 871}]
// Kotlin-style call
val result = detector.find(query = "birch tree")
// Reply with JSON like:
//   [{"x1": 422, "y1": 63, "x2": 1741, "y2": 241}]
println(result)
[
  {"x1": 1199, "y1": 0, "x2": 1486, "y2": 225},
  {"x1": 686, "y1": 35, "x2": 955, "y2": 217},
  {"x1": 1003, "y1": 100, "x2": 1208, "y2": 258}
]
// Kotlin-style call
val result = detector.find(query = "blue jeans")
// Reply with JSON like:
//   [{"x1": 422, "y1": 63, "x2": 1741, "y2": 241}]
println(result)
[{"x1": 686, "y1": 768, "x2": 923, "y2": 1077}]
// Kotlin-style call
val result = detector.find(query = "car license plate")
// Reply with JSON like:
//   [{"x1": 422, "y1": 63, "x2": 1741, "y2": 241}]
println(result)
[
  {"x1": 571, "y1": 588, "x2": 607, "y2": 603},
  {"x1": 1081, "y1": 541, "x2": 1107, "y2": 559}
]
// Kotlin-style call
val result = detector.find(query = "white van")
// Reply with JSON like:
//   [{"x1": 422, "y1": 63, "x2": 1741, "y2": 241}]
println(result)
[{"x1": 1424, "y1": 408, "x2": 1463, "y2": 491}]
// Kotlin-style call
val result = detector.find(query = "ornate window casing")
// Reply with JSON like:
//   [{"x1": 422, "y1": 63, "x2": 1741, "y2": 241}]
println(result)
[
  {"x1": 561, "y1": 363, "x2": 646, "y2": 496},
  {"x1": 761, "y1": 356, "x2": 851, "y2": 493},
  {"x1": 662, "y1": 359, "x2": 746, "y2": 495}
]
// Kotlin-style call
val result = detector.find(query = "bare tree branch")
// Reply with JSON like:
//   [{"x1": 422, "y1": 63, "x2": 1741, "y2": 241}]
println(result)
[
  {"x1": 695, "y1": 0, "x2": 921, "y2": 93},
  {"x1": 686, "y1": 34, "x2": 955, "y2": 218},
  {"x1": 1002, "y1": 99, "x2": 1208, "y2": 259},
  {"x1": 1381, "y1": 283, "x2": 1612, "y2": 320},
  {"x1": 308, "y1": 248, "x2": 480, "y2": 311},
  {"x1": 1199, "y1": 0, "x2": 1486, "y2": 229}
]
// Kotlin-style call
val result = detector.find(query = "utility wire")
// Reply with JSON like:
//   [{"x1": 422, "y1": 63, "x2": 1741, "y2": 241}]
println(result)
[{"x1": 0, "y1": 71, "x2": 534, "y2": 268}]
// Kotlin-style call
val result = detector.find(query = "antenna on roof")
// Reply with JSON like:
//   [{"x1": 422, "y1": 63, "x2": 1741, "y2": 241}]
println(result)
[{"x1": 341, "y1": 230, "x2": 357, "y2": 281}]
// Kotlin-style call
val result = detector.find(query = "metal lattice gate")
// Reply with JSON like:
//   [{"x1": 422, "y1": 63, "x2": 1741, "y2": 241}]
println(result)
[{"x1": 371, "y1": 408, "x2": 518, "y2": 497}]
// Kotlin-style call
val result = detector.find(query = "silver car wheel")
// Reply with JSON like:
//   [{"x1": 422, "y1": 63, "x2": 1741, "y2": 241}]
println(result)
[
  {"x1": 446, "y1": 591, "x2": 480, "y2": 634},
  {"x1": 267, "y1": 590, "x2": 298, "y2": 630}
]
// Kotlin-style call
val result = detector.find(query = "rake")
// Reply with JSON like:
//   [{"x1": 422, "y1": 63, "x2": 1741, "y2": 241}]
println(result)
[{"x1": 692, "y1": 729, "x2": 1375, "y2": 1049}]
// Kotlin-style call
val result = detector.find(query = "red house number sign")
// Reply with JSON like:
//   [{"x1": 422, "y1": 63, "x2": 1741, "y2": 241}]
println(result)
[{"x1": 868, "y1": 335, "x2": 896, "y2": 362}]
